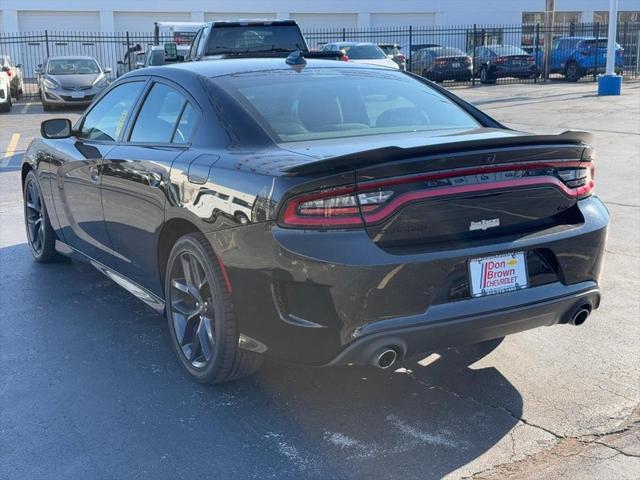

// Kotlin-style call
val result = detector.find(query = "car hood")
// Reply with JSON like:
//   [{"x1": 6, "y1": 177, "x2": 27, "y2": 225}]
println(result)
[{"x1": 47, "y1": 73, "x2": 101, "y2": 88}]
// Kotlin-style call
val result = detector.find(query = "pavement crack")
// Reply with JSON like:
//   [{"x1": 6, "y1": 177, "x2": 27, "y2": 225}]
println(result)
[
  {"x1": 604, "y1": 201, "x2": 640, "y2": 208},
  {"x1": 402, "y1": 364, "x2": 563, "y2": 439}
]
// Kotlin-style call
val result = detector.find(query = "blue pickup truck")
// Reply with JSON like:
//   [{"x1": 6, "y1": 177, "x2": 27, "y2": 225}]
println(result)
[{"x1": 539, "y1": 36, "x2": 624, "y2": 82}]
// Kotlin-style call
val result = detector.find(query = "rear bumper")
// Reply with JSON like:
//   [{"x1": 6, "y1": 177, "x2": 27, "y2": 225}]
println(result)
[
  {"x1": 210, "y1": 196, "x2": 608, "y2": 366},
  {"x1": 326, "y1": 282, "x2": 600, "y2": 366}
]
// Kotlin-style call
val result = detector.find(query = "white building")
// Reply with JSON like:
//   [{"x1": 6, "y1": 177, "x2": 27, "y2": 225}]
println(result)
[{"x1": 1, "y1": 0, "x2": 640, "y2": 34}]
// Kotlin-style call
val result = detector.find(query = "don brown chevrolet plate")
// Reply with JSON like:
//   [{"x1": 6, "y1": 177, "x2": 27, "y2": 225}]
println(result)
[{"x1": 21, "y1": 56, "x2": 608, "y2": 383}]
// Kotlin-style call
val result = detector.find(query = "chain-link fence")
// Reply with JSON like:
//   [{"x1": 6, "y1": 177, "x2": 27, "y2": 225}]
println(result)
[{"x1": 1, "y1": 22, "x2": 639, "y2": 99}]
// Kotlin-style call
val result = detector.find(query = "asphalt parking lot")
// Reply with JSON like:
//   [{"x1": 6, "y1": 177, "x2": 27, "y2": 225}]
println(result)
[{"x1": 1, "y1": 82, "x2": 638, "y2": 480}]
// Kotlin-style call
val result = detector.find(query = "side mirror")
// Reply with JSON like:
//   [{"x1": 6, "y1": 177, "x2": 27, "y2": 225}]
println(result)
[
  {"x1": 135, "y1": 61, "x2": 145, "y2": 69},
  {"x1": 103, "y1": 67, "x2": 112, "y2": 74},
  {"x1": 35, "y1": 66, "x2": 43, "y2": 74},
  {"x1": 15, "y1": 64, "x2": 22, "y2": 68},
  {"x1": 41, "y1": 118, "x2": 73, "y2": 139}
]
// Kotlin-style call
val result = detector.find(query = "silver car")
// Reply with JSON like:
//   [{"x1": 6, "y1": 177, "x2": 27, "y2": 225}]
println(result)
[{"x1": 36, "y1": 56, "x2": 111, "y2": 110}]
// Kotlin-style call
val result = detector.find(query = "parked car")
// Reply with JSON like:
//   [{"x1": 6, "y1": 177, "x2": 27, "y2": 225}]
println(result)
[
  {"x1": 23, "y1": 56, "x2": 607, "y2": 384},
  {"x1": 135, "y1": 45, "x2": 191, "y2": 69},
  {"x1": 413, "y1": 46, "x2": 473, "y2": 81},
  {"x1": 473, "y1": 45, "x2": 539, "y2": 84},
  {"x1": 540, "y1": 36, "x2": 624, "y2": 82},
  {"x1": 186, "y1": 19, "x2": 309, "y2": 61},
  {"x1": 0, "y1": 55, "x2": 24, "y2": 99},
  {"x1": 0, "y1": 69, "x2": 11, "y2": 112},
  {"x1": 36, "y1": 56, "x2": 111, "y2": 110},
  {"x1": 320, "y1": 42, "x2": 399, "y2": 68},
  {"x1": 116, "y1": 44, "x2": 145, "y2": 77},
  {"x1": 378, "y1": 43, "x2": 407, "y2": 70}
]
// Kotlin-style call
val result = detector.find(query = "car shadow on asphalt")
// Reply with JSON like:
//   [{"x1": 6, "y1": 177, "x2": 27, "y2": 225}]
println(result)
[{"x1": 0, "y1": 242, "x2": 523, "y2": 480}]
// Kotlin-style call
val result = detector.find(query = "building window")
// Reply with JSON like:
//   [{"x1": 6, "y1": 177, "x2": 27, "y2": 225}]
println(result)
[
  {"x1": 522, "y1": 11, "x2": 581, "y2": 25},
  {"x1": 594, "y1": 11, "x2": 640, "y2": 24}
]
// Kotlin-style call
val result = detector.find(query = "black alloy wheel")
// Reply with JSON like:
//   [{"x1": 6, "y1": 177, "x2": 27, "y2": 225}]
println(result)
[
  {"x1": 165, "y1": 233, "x2": 263, "y2": 383},
  {"x1": 23, "y1": 170, "x2": 59, "y2": 262},
  {"x1": 169, "y1": 249, "x2": 216, "y2": 369}
]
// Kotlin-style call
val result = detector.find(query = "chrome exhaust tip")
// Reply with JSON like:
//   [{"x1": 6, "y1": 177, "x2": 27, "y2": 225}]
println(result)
[
  {"x1": 570, "y1": 304, "x2": 591, "y2": 326},
  {"x1": 372, "y1": 348, "x2": 398, "y2": 369}
]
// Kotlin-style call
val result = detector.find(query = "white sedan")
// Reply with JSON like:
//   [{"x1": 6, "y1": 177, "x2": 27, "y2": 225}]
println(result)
[{"x1": 320, "y1": 42, "x2": 400, "y2": 69}]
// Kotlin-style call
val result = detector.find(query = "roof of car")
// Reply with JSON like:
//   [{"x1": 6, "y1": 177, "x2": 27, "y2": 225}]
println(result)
[
  {"x1": 557, "y1": 36, "x2": 606, "y2": 40},
  {"x1": 47, "y1": 55, "x2": 98, "y2": 61},
  {"x1": 129, "y1": 57, "x2": 394, "y2": 79},
  {"x1": 326, "y1": 42, "x2": 378, "y2": 47},
  {"x1": 204, "y1": 19, "x2": 297, "y2": 27}
]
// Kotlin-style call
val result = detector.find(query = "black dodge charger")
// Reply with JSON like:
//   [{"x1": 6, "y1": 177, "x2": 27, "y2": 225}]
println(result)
[{"x1": 22, "y1": 57, "x2": 608, "y2": 384}]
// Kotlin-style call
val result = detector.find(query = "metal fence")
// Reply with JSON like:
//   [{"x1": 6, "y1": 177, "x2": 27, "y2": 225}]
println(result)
[{"x1": 1, "y1": 22, "x2": 639, "y2": 99}]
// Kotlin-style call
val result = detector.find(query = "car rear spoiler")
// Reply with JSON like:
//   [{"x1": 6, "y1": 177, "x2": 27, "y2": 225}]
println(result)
[{"x1": 282, "y1": 130, "x2": 594, "y2": 176}]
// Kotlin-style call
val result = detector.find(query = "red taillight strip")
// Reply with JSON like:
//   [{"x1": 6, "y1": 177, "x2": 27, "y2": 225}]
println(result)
[
  {"x1": 362, "y1": 176, "x2": 593, "y2": 224},
  {"x1": 358, "y1": 161, "x2": 587, "y2": 190}
]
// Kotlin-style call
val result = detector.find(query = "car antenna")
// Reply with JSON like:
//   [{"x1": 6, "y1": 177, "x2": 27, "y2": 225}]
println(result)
[{"x1": 286, "y1": 50, "x2": 307, "y2": 66}]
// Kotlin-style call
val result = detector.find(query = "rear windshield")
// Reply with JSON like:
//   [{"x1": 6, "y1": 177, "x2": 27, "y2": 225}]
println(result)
[
  {"x1": 427, "y1": 47, "x2": 466, "y2": 56},
  {"x1": 489, "y1": 45, "x2": 528, "y2": 56},
  {"x1": 48, "y1": 59, "x2": 100, "y2": 75},
  {"x1": 206, "y1": 25, "x2": 306, "y2": 54},
  {"x1": 581, "y1": 39, "x2": 611, "y2": 48},
  {"x1": 340, "y1": 45, "x2": 387, "y2": 59},
  {"x1": 216, "y1": 68, "x2": 480, "y2": 142}
]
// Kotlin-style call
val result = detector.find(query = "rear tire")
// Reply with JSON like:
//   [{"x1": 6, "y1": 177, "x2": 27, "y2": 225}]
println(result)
[
  {"x1": 0, "y1": 94, "x2": 11, "y2": 112},
  {"x1": 23, "y1": 170, "x2": 60, "y2": 262},
  {"x1": 165, "y1": 233, "x2": 263, "y2": 384},
  {"x1": 480, "y1": 66, "x2": 496, "y2": 84},
  {"x1": 564, "y1": 61, "x2": 581, "y2": 82}
]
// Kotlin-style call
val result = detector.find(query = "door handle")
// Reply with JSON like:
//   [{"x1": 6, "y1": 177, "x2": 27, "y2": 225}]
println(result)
[{"x1": 90, "y1": 166, "x2": 101, "y2": 184}]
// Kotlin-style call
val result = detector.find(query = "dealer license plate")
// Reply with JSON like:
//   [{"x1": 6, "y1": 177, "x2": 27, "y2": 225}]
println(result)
[
  {"x1": 469, "y1": 252, "x2": 528, "y2": 297},
  {"x1": 71, "y1": 91, "x2": 85, "y2": 99}
]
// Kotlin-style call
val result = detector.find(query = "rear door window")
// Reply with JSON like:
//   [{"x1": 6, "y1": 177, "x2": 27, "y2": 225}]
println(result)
[{"x1": 129, "y1": 83, "x2": 198, "y2": 144}]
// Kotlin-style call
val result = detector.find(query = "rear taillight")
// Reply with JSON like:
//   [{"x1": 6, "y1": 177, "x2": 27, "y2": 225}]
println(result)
[
  {"x1": 280, "y1": 186, "x2": 393, "y2": 227},
  {"x1": 434, "y1": 58, "x2": 447, "y2": 66},
  {"x1": 279, "y1": 161, "x2": 594, "y2": 229},
  {"x1": 5, "y1": 68, "x2": 12, "y2": 77},
  {"x1": 495, "y1": 57, "x2": 507, "y2": 64},
  {"x1": 397, "y1": 54, "x2": 406, "y2": 61},
  {"x1": 340, "y1": 53, "x2": 349, "y2": 62}
]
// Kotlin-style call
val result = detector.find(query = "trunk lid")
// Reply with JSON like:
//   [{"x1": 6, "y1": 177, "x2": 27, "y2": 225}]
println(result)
[{"x1": 281, "y1": 130, "x2": 594, "y2": 248}]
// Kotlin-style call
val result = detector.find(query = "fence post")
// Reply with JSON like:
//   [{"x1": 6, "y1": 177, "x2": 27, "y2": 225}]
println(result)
[
  {"x1": 342, "y1": 28, "x2": 346, "y2": 41},
  {"x1": 622, "y1": 21, "x2": 628, "y2": 74},
  {"x1": 126, "y1": 31, "x2": 132, "y2": 73},
  {"x1": 534, "y1": 23, "x2": 540, "y2": 83},
  {"x1": 471, "y1": 24, "x2": 477, "y2": 86},
  {"x1": 408, "y1": 25, "x2": 413, "y2": 72},
  {"x1": 594, "y1": 22, "x2": 600, "y2": 82},
  {"x1": 45, "y1": 30, "x2": 50, "y2": 57}
]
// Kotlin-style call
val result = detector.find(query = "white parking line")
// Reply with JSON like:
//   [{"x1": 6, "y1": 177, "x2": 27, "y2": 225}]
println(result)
[
  {"x1": 20, "y1": 103, "x2": 33, "y2": 114},
  {"x1": 0, "y1": 133, "x2": 20, "y2": 168}
]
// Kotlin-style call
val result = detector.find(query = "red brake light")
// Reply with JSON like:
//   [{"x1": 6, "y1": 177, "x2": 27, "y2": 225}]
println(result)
[
  {"x1": 279, "y1": 161, "x2": 594, "y2": 229},
  {"x1": 340, "y1": 54, "x2": 349, "y2": 62},
  {"x1": 495, "y1": 57, "x2": 507, "y2": 64},
  {"x1": 397, "y1": 54, "x2": 406, "y2": 61},
  {"x1": 5, "y1": 68, "x2": 12, "y2": 77},
  {"x1": 434, "y1": 58, "x2": 447, "y2": 65}
]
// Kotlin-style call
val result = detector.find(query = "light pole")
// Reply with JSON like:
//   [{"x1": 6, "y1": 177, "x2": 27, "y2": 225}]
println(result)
[
  {"x1": 598, "y1": 0, "x2": 622, "y2": 95},
  {"x1": 542, "y1": 0, "x2": 555, "y2": 81}
]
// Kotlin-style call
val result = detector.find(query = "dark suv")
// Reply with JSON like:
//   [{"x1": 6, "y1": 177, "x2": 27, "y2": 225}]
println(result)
[{"x1": 186, "y1": 19, "x2": 309, "y2": 61}]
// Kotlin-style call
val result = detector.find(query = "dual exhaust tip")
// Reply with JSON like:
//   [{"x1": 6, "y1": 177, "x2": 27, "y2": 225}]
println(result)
[
  {"x1": 370, "y1": 303, "x2": 592, "y2": 369},
  {"x1": 569, "y1": 303, "x2": 592, "y2": 326},
  {"x1": 371, "y1": 348, "x2": 399, "y2": 369}
]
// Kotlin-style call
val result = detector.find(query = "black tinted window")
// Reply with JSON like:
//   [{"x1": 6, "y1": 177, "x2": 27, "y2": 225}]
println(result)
[
  {"x1": 341, "y1": 45, "x2": 387, "y2": 59},
  {"x1": 80, "y1": 82, "x2": 144, "y2": 141},
  {"x1": 206, "y1": 25, "x2": 305, "y2": 54},
  {"x1": 173, "y1": 103, "x2": 198, "y2": 143},
  {"x1": 130, "y1": 83, "x2": 187, "y2": 143}
]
